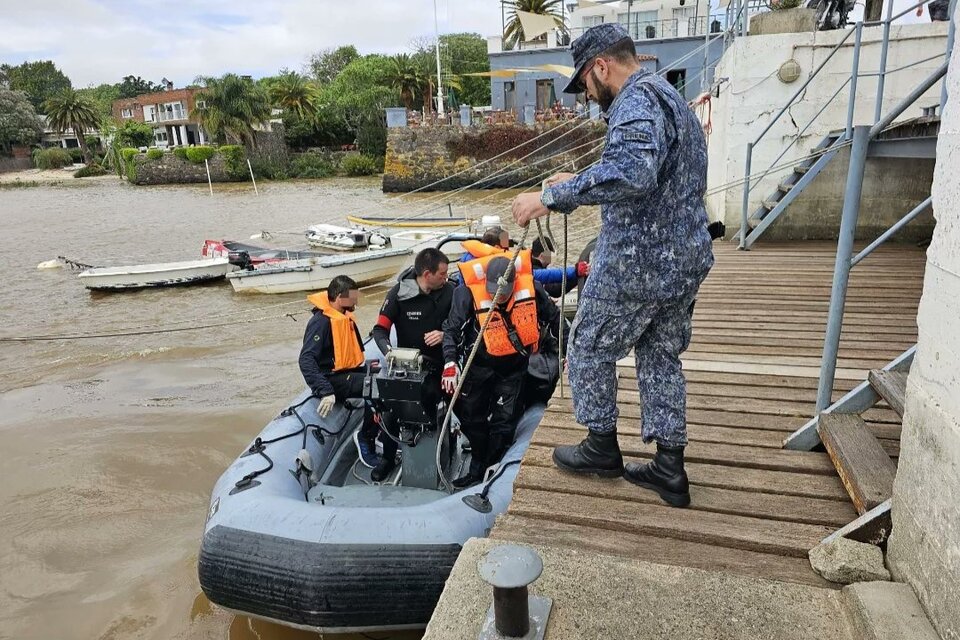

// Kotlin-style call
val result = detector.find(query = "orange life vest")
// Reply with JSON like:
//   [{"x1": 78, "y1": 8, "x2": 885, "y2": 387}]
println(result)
[
  {"x1": 306, "y1": 292, "x2": 365, "y2": 372},
  {"x1": 460, "y1": 239, "x2": 507, "y2": 259},
  {"x1": 459, "y1": 250, "x2": 540, "y2": 357}
]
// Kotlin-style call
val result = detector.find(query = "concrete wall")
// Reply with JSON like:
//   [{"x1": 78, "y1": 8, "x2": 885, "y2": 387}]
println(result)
[
  {"x1": 706, "y1": 22, "x2": 948, "y2": 237},
  {"x1": 488, "y1": 34, "x2": 724, "y2": 112},
  {"x1": 887, "y1": 7, "x2": 960, "y2": 637}
]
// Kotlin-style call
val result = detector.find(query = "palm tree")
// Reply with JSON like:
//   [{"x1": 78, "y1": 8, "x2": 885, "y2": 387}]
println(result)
[
  {"x1": 43, "y1": 89, "x2": 100, "y2": 164},
  {"x1": 503, "y1": 0, "x2": 566, "y2": 50},
  {"x1": 191, "y1": 74, "x2": 271, "y2": 148},
  {"x1": 268, "y1": 71, "x2": 318, "y2": 120},
  {"x1": 385, "y1": 54, "x2": 427, "y2": 110}
]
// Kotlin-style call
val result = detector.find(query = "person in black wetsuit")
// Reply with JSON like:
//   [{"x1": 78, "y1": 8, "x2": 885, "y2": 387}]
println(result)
[{"x1": 371, "y1": 248, "x2": 453, "y2": 481}]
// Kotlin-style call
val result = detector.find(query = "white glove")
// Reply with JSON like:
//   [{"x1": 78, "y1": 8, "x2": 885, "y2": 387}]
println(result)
[{"x1": 317, "y1": 395, "x2": 336, "y2": 418}]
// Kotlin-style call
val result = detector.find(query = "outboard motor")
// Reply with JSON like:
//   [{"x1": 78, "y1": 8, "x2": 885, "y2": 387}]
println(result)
[
  {"x1": 371, "y1": 348, "x2": 442, "y2": 489},
  {"x1": 227, "y1": 250, "x2": 254, "y2": 270}
]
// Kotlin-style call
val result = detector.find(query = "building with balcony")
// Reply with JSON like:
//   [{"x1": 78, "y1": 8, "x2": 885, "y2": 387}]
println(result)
[
  {"x1": 487, "y1": 0, "x2": 726, "y2": 114},
  {"x1": 112, "y1": 87, "x2": 208, "y2": 148}
]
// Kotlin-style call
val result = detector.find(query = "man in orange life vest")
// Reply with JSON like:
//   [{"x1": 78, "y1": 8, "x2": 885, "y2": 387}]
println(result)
[
  {"x1": 441, "y1": 252, "x2": 562, "y2": 488},
  {"x1": 299, "y1": 275, "x2": 380, "y2": 468}
]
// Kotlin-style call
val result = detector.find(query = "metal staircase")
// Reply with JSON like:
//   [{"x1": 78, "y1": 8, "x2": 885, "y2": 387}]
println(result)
[{"x1": 736, "y1": 4, "x2": 952, "y2": 248}]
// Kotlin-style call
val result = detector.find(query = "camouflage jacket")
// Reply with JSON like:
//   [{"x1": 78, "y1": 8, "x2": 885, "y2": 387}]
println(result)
[{"x1": 541, "y1": 69, "x2": 714, "y2": 301}]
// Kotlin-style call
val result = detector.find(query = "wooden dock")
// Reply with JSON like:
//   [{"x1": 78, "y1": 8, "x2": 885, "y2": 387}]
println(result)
[{"x1": 492, "y1": 241, "x2": 926, "y2": 589}]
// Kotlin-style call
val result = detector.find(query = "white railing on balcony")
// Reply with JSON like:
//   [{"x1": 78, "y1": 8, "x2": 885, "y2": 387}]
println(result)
[{"x1": 148, "y1": 109, "x2": 188, "y2": 123}]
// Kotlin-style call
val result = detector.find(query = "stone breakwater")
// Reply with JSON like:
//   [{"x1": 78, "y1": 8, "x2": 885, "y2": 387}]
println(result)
[
  {"x1": 383, "y1": 121, "x2": 607, "y2": 193},
  {"x1": 127, "y1": 153, "x2": 235, "y2": 185}
]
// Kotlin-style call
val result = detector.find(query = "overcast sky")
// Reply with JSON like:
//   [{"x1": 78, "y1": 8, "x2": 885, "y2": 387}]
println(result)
[
  {"x1": 1, "y1": 0, "x2": 932, "y2": 88},
  {"x1": 0, "y1": 0, "x2": 503, "y2": 87}
]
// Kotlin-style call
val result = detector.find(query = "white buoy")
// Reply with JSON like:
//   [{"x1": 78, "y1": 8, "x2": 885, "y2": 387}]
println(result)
[{"x1": 37, "y1": 259, "x2": 62, "y2": 270}]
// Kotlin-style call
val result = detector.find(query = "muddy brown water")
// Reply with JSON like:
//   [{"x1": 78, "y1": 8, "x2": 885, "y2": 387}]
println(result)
[{"x1": 0, "y1": 177, "x2": 598, "y2": 640}]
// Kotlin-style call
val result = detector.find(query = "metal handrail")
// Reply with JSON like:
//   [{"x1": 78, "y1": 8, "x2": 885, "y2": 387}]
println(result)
[
  {"x1": 739, "y1": 27, "x2": 857, "y2": 245},
  {"x1": 850, "y1": 196, "x2": 932, "y2": 266},
  {"x1": 747, "y1": 77, "x2": 851, "y2": 206},
  {"x1": 860, "y1": 52, "x2": 947, "y2": 77},
  {"x1": 869, "y1": 60, "x2": 949, "y2": 137}
]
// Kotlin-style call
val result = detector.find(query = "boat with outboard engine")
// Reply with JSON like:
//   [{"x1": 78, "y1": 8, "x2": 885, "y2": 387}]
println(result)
[
  {"x1": 198, "y1": 345, "x2": 546, "y2": 633},
  {"x1": 77, "y1": 257, "x2": 234, "y2": 291}
]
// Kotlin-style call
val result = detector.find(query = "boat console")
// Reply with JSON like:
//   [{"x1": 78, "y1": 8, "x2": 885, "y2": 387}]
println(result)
[{"x1": 372, "y1": 348, "x2": 446, "y2": 490}]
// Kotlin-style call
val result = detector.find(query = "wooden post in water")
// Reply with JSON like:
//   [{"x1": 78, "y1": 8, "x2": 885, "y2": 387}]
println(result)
[
  {"x1": 204, "y1": 159, "x2": 213, "y2": 196},
  {"x1": 247, "y1": 159, "x2": 259, "y2": 196}
]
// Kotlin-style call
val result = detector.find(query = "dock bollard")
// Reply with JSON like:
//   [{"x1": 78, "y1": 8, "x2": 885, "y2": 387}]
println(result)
[{"x1": 477, "y1": 544, "x2": 552, "y2": 639}]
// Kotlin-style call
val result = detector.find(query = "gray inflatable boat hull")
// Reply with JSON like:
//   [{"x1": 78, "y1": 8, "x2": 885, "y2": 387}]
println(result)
[{"x1": 198, "y1": 387, "x2": 544, "y2": 632}]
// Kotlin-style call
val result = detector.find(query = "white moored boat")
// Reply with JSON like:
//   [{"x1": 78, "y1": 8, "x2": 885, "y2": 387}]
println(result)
[
  {"x1": 389, "y1": 229, "x2": 465, "y2": 260},
  {"x1": 77, "y1": 258, "x2": 233, "y2": 291},
  {"x1": 305, "y1": 224, "x2": 387, "y2": 251},
  {"x1": 226, "y1": 247, "x2": 412, "y2": 294}
]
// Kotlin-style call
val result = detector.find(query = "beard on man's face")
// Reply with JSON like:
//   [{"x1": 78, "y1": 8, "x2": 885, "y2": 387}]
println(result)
[{"x1": 590, "y1": 68, "x2": 616, "y2": 113}]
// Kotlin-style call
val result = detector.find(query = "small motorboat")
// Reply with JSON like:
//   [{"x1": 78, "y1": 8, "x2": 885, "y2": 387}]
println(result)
[
  {"x1": 201, "y1": 239, "x2": 326, "y2": 265},
  {"x1": 347, "y1": 214, "x2": 474, "y2": 230},
  {"x1": 305, "y1": 224, "x2": 388, "y2": 251},
  {"x1": 198, "y1": 346, "x2": 546, "y2": 633},
  {"x1": 77, "y1": 258, "x2": 233, "y2": 291},
  {"x1": 389, "y1": 229, "x2": 465, "y2": 260},
  {"x1": 226, "y1": 246, "x2": 412, "y2": 294}
]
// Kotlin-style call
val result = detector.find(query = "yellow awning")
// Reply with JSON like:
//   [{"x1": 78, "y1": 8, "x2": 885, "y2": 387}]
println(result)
[
  {"x1": 517, "y1": 10, "x2": 561, "y2": 41},
  {"x1": 530, "y1": 64, "x2": 575, "y2": 77},
  {"x1": 462, "y1": 69, "x2": 520, "y2": 78}
]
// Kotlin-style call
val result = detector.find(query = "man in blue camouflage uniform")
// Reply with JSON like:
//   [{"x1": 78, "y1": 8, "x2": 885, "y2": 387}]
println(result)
[{"x1": 512, "y1": 23, "x2": 714, "y2": 508}]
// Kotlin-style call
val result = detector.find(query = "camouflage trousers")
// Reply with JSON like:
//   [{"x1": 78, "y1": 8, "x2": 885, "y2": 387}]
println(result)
[{"x1": 567, "y1": 292, "x2": 697, "y2": 448}]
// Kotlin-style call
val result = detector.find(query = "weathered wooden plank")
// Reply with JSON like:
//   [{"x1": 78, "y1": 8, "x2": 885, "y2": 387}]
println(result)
[
  {"x1": 538, "y1": 413, "x2": 787, "y2": 448},
  {"x1": 507, "y1": 488, "x2": 834, "y2": 558},
  {"x1": 608, "y1": 388, "x2": 816, "y2": 417},
  {"x1": 869, "y1": 370, "x2": 908, "y2": 417},
  {"x1": 545, "y1": 401, "x2": 809, "y2": 432},
  {"x1": 491, "y1": 514, "x2": 838, "y2": 589},
  {"x1": 531, "y1": 425, "x2": 838, "y2": 475},
  {"x1": 515, "y1": 464, "x2": 858, "y2": 527},
  {"x1": 522, "y1": 445, "x2": 851, "y2": 500},
  {"x1": 817, "y1": 413, "x2": 898, "y2": 514}
]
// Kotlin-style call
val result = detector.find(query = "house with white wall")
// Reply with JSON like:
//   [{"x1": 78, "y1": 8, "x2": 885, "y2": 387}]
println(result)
[
  {"x1": 112, "y1": 86, "x2": 209, "y2": 148},
  {"x1": 487, "y1": 0, "x2": 726, "y2": 114}
]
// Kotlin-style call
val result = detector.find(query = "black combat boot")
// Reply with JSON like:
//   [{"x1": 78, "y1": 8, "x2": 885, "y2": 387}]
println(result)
[
  {"x1": 370, "y1": 456, "x2": 397, "y2": 483},
  {"x1": 453, "y1": 436, "x2": 487, "y2": 489},
  {"x1": 552, "y1": 430, "x2": 624, "y2": 477},
  {"x1": 623, "y1": 443, "x2": 690, "y2": 508}
]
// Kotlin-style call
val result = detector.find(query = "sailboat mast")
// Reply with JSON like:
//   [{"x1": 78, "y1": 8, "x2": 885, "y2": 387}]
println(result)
[{"x1": 434, "y1": 0, "x2": 445, "y2": 115}]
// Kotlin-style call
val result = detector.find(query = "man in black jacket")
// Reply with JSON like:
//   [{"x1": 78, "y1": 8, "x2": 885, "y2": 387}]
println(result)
[
  {"x1": 371, "y1": 248, "x2": 453, "y2": 481},
  {"x1": 442, "y1": 254, "x2": 562, "y2": 488},
  {"x1": 299, "y1": 275, "x2": 380, "y2": 468}
]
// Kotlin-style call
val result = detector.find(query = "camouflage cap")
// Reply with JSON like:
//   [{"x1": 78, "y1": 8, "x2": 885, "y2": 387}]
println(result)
[{"x1": 563, "y1": 23, "x2": 634, "y2": 94}]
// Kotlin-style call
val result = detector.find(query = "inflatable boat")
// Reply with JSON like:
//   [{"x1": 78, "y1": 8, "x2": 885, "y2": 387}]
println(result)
[{"x1": 198, "y1": 346, "x2": 546, "y2": 633}]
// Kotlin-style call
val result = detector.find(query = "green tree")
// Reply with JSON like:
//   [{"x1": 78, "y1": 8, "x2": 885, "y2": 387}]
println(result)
[
  {"x1": 305, "y1": 45, "x2": 360, "y2": 84},
  {"x1": 0, "y1": 88, "x2": 44, "y2": 154},
  {"x1": 322, "y1": 55, "x2": 399, "y2": 157},
  {"x1": 76, "y1": 83, "x2": 121, "y2": 122},
  {"x1": 385, "y1": 54, "x2": 427, "y2": 110},
  {"x1": 43, "y1": 89, "x2": 100, "y2": 164},
  {"x1": 113, "y1": 120, "x2": 154, "y2": 148},
  {"x1": 503, "y1": 0, "x2": 566, "y2": 50},
  {"x1": 191, "y1": 74, "x2": 271, "y2": 148},
  {"x1": 116, "y1": 75, "x2": 161, "y2": 99},
  {"x1": 0, "y1": 61, "x2": 72, "y2": 112},
  {"x1": 438, "y1": 33, "x2": 491, "y2": 106},
  {"x1": 267, "y1": 71, "x2": 318, "y2": 120}
]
